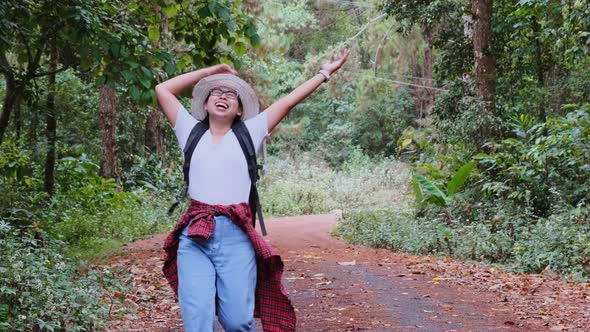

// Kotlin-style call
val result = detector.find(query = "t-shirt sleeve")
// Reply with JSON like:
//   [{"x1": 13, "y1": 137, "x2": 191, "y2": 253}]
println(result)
[
  {"x1": 245, "y1": 111, "x2": 269, "y2": 153},
  {"x1": 173, "y1": 105, "x2": 198, "y2": 151}
]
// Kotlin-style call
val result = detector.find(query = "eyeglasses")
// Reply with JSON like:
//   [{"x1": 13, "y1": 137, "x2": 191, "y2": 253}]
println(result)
[{"x1": 210, "y1": 88, "x2": 239, "y2": 101}]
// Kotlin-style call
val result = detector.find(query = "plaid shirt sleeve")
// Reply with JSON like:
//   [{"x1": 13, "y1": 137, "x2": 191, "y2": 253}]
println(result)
[{"x1": 162, "y1": 199, "x2": 296, "y2": 332}]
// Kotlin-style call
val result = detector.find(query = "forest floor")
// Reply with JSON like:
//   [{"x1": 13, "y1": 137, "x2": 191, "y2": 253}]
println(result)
[{"x1": 104, "y1": 214, "x2": 590, "y2": 331}]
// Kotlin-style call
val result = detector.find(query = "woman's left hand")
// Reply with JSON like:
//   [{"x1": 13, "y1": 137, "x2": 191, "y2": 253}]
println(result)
[{"x1": 321, "y1": 49, "x2": 350, "y2": 75}]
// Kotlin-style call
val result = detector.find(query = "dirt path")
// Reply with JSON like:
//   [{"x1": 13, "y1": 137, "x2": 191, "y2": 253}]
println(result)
[{"x1": 105, "y1": 214, "x2": 589, "y2": 331}]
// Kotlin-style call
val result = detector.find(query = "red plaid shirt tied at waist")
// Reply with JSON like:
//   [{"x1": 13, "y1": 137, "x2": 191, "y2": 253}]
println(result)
[{"x1": 162, "y1": 199, "x2": 296, "y2": 332}]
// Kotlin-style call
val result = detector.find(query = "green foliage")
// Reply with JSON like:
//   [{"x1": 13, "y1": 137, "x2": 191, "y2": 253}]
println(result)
[
  {"x1": 513, "y1": 207, "x2": 590, "y2": 278},
  {"x1": 432, "y1": 80, "x2": 506, "y2": 147},
  {"x1": 0, "y1": 141, "x2": 176, "y2": 329},
  {"x1": 447, "y1": 161, "x2": 476, "y2": 196},
  {"x1": 0, "y1": 140, "x2": 39, "y2": 228},
  {"x1": 412, "y1": 161, "x2": 476, "y2": 207},
  {"x1": 353, "y1": 78, "x2": 415, "y2": 156},
  {"x1": 0, "y1": 224, "x2": 112, "y2": 331},
  {"x1": 396, "y1": 126, "x2": 436, "y2": 161},
  {"x1": 413, "y1": 173, "x2": 450, "y2": 206},
  {"x1": 259, "y1": 151, "x2": 412, "y2": 216},
  {"x1": 476, "y1": 107, "x2": 590, "y2": 217},
  {"x1": 336, "y1": 209, "x2": 431, "y2": 253},
  {"x1": 337, "y1": 205, "x2": 590, "y2": 277}
]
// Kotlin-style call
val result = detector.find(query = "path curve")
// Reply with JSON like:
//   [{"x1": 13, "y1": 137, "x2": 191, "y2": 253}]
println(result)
[{"x1": 106, "y1": 214, "x2": 576, "y2": 331}]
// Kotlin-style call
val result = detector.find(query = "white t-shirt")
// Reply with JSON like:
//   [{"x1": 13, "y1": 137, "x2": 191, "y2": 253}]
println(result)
[{"x1": 173, "y1": 106, "x2": 268, "y2": 205}]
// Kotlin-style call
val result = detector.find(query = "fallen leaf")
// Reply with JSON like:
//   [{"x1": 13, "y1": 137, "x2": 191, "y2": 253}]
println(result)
[
  {"x1": 303, "y1": 254, "x2": 321, "y2": 259},
  {"x1": 338, "y1": 260, "x2": 356, "y2": 266}
]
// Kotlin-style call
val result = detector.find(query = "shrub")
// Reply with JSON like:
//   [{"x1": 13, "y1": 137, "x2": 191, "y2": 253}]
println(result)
[
  {"x1": 477, "y1": 107, "x2": 590, "y2": 217},
  {"x1": 259, "y1": 151, "x2": 411, "y2": 216},
  {"x1": 353, "y1": 84, "x2": 415, "y2": 157},
  {"x1": 513, "y1": 207, "x2": 590, "y2": 278},
  {"x1": 0, "y1": 223, "x2": 110, "y2": 331}
]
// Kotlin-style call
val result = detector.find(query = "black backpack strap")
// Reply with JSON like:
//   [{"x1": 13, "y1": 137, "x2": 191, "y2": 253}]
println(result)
[
  {"x1": 232, "y1": 121, "x2": 267, "y2": 236},
  {"x1": 183, "y1": 120, "x2": 209, "y2": 187},
  {"x1": 167, "y1": 119, "x2": 209, "y2": 216}
]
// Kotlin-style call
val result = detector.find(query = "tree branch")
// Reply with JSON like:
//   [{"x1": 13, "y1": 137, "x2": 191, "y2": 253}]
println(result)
[
  {"x1": 0, "y1": 52, "x2": 15, "y2": 79},
  {"x1": 31, "y1": 63, "x2": 78, "y2": 79}
]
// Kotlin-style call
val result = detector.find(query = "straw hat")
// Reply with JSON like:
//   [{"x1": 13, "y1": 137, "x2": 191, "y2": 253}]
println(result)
[{"x1": 190, "y1": 74, "x2": 260, "y2": 121}]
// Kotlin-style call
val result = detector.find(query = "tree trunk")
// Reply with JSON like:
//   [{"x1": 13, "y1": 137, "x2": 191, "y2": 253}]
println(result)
[
  {"x1": 354, "y1": 9, "x2": 371, "y2": 70},
  {"x1": 28, "y1": 98, "x2": 39, "y2": 157},
  {"x1": 532, "y1": 17, "x2": 547, "y2": 121},
  {"x1": 14, "y1": 93, "x2": 22, "y2": 140},
  {"x1": 144, "y1": 4, "x2": 167, "y2": 159},
  {"x1": 0, "y1": 78, "x2": 20, "y2": 145},
  {"x1": 99, "y1": 84, "x2": 117, "y2": 178},
  {"x1": 44, "y1": 45, "x2": 58, "y2": 194},
  {"x1": 472, "y1": 0, "x2": 496, "y2": 113},
  {"x1": 410, "y1": 55, "x2": 424, "y2": 118},
  {"x1": 144, "y1": 108, "x2": 164, "y2": 155},
  {"x1": 423, "y1": 28, "x2": 435, "y2": 112}
]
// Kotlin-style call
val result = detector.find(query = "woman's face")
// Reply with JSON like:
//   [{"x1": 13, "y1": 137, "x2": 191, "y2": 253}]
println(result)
[{"x1": 205, "y1": 86, "x2": 242, "y2": 121}]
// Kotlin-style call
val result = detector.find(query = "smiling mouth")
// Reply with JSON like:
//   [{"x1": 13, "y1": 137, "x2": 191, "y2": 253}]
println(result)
[{"x1": 215, "y1": 102, "x2": 228, "y2": 109}]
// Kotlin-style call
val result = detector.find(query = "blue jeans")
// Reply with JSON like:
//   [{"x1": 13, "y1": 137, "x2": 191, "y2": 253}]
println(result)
[{"x1": 177, "y1": 215, "x2": 257, "y2": 332}]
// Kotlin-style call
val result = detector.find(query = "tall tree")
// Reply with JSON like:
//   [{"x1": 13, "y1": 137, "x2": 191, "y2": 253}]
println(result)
[
  {"x1": 383, "y1": 0, "x2": 460, "y2": 115},
  {"x1": 98, "y1": 85, "x2": 117, "y2": 178},
  {"x1": 472, "y1": 0, "x2": 496, "y2": 113},
  {"x1": 0, "y1": 1, "x2": 83, "y2": 144},
  {"x1": 81, "y1": 0, "x2": 261, "y2": 177},
  {"x1": 44, "y1": 43, "x2": 58, "y2": 193},
  {"x1": 144, "y1": 3, "x2": 167, "y2": 157}
]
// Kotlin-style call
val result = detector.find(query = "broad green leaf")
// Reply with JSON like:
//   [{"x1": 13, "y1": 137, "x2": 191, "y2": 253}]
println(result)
[
  {"x1": 447, "y1": 161, "x2": 476, "y2": 196},
  {"x1": 412, "y1": 178, "x2": 423, "y2": 202},
  {"x1": 226, "y1": 20, "x2": 237, "y2": 32},
  {"x1": 137, "y1": 180, "x2": 157, "y2": 191},
  {"x1": 249, "y1": 34, "x2": 260, "y2": 47},
  {"x1": 96, "y1": 76, "x2": 106, "y2": 86},
  {"x1": 121, "y1": 70, "x2": 134, "y2": 81},
  {"x1": 120, "y1": 46, "x2": 129, "y2": 57},
  {"x1": 198, "y1": 6, "x2": 211, "y2": 18},
  {"x1": 140, "y1": 66, "x2": 152, "y2": 78},
  {"x1": 414, "y1": 173, "x2": 450, "y2": 206},
  {"x1": 142, "y1": 90, "x2": 153, "y2": 102},
  {"x1": 220, "y1": 56, "x2": 233, "y2": 64},
  {"x1": 245, "y1": 22, "x2": 256, "y2": 37},
  {"x1": 110, "y1": 43, "x2": 120, "y2": 57},
  {"x1": 164, "y1": 5, "x2": 178, "y2": 17},
  {"x1": 208, "y1": 0, "x2": 218, "y2": 15},
  {"x1": 234, "y1": 42, "x2": 247, "y2": 56},
  {"x1": 148, "y1": 25, "x2": 160, "y2": 42},
  {"x1": 126, "y1": 61, "x2": 139, "y2": 69},
  {"x1": 401, "y1": 138, "x2": 412, "y2": 149},
  {"x1": 163, "y1": 61, "x2": 176, "y2": 76},
  {"x1": 473, "y1": 153, "x2": 489, "y2": 159},
  {"x1": 426, "y1": 194, "x2": 448, "y2": 206},
  {"x1": 139, "y1": 77, "x2": 151, "y2": 89},
  {"x1": 129, "y1": 86, "x2": 141, "y2": 100},
  {"x1": 218, "y1": 6, "x2": 230, "y2": 20}
]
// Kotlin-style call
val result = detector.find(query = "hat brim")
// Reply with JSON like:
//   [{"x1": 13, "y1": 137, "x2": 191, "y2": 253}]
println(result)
[{"x1": 191, "y1": 74, "x2": 260, "y2": 121}]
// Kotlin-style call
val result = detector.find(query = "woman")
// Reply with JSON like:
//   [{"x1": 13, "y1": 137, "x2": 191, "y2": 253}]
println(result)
[{"x1": 155, "y1": 49, "x2": 350, "y2": 332}]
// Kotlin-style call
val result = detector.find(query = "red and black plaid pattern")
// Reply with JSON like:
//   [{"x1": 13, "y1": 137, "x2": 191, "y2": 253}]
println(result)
[{"x1": 162, "y1": 199, "x2": 296, "y2": 332}]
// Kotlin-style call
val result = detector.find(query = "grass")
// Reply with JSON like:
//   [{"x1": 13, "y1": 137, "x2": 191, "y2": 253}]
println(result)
[{"x1": 259, "y1": 151, "x2": 413, "y2": 216}]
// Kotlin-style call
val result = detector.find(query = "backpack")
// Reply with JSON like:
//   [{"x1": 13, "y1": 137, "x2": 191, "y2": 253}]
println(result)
[{"x1": 168, "y1": 116, "x2": 267, "y2": 236}]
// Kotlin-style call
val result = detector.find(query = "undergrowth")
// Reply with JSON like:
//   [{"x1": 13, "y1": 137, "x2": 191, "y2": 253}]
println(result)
[{"x1": 259, "y1": 149, "x2": 411, "y2": 216}]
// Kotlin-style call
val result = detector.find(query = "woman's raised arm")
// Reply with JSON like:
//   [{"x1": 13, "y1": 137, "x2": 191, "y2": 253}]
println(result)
[
  {"x1": 265, "y1": 49, "x2": 350, "y2": 132},
  {"x1": 155, "y1": 64, "x2": 238, "y2": 127}
]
